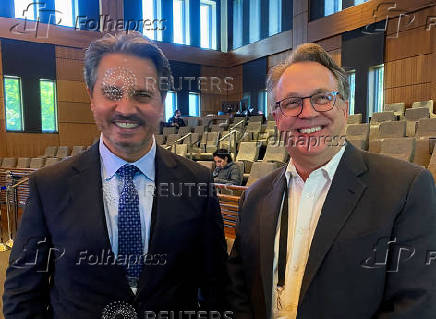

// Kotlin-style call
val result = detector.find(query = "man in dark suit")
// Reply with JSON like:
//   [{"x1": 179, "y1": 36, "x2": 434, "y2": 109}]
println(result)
[
  {"x1": 227, "y1": 43, "x2": 436, "y2": 318},
  {"x1": 3, "y1": 32, "x2": 228, "y2": 318}
]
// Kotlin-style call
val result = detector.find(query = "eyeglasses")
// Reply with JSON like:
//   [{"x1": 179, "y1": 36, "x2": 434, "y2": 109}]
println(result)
[{"x1": 275, "y1": 91, "x2": 341, "y2": 117}]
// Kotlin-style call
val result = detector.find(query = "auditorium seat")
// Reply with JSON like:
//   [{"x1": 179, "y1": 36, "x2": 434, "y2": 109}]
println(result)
[
  {"x1": 416, "y1": 118, "x2": 436, "y2": 137},
  {"x1": 210, "y1": 124, "x2": 225, "y2": 133},
  {"x1": 16, "y1": 158, "x2": 31, "y2": 168},
  {"x1": 154, "y1": 134, "x2": 165, "y2": 146},
  {"x1": 369, "y1": 111, "x2": 396, "y2": 140},
  {"x1": 185, "y1": 133, "x2": 201, "y2": 152},
  {"x1": 194, "y1": 125, "x2": 206, "y2": 134},
  {"x1": 162, "y1": 127, "x2": 177, "y2": 136},
  {"x1": 369, "y1": 120, "x2": 406, "y2": 153},
  {"x1": 1, "y1": 158, "x2": 17, "y2": 168},
  {"x1": 346, "y1": 123, "x2": 370, "y2": 150},
  {"x1": 236, "y1": 142, "x2": 261, "y2": 173},
  {"x1": 197, "y1": 161, "x2": 215, "y2": 171},
  {"x1": 244, "y1": 121, "x2": 262, "y2": 141},
  {"x1": 405, "y1": 107, "x2": 430, "y2": 137},
  {"x1": 428, "y1": 145, "x2": 436, "y2": 184},
  {"x1": 186, "y1": 117, "x2": 199, "y2": 127},
  {"x1": 45, "y1": 158, "x2": 61, "y2": 167},
  {"x1": 56, "y1": 146, "x2": 70, "y2": 158},
  {"x1": 0, "y1": 158, "x2": 2, "y2": 167},
  {"x1": 347, "y1": 114, "x2": 362, "y2": 124},
  {"x1": 412, "y1": 100, "x2": 436, "y2": 118},
  {"x1": 246, "y1": 162, "x2": 278, "y2": 186},
  {"x1": 71, "y1": 146, "x2": 85, "y2": 157},
  {"x1": 166, "y1": 133, "x2": 181, "y2": 145},
  {"x1": 380, "y1": 137, "x2": 416, "y2": 162},
  {"x1": 174, "y1": 144, "x2": 188, "y2": 158},
  {"x1": 39, "y1": 146, "x2": 58, "y2": 158},
  {"x1": 413, "y1": 137, "x2": 432, "y2": 167},
  {"x1": 384, "y1": 103, "x2": 405, "y2": 119},
  {"x1": 178, "y1": 126, "x2": 192, "y2": 136},
  {"x1": 30, "y1": 158, "x2": 45, "y2": 169},
  {"x1": 262, "y1": 143, "x2": 289, "y2": 164},
  {"x1": 205, "y1": 131, "x2": 220, "y2": 153},
  {"x1": 248, "y1": 115, "x2": 263, "y2": 123}
]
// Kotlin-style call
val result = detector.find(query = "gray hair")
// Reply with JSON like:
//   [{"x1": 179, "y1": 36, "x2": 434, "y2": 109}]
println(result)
[
  {"x1": 84, "y1": 32, "x2": 171, "y2": 98},
  {"x1": 266, "y1": 43, "x2": 349, "y2": 109}
]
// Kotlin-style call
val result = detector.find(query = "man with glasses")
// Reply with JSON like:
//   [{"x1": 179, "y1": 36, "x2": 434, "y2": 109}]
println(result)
[{"x1": 227, "y1": 43, "x2": 436, "y2": 318}]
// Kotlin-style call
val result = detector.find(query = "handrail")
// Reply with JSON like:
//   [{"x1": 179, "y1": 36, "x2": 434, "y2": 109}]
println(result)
[
  {"x1": 229, "y1": 119, "x2": 245, "y2": 130},
  {"x1": 218, "y1": 130, "x2": 239, "y2": 155},
  {"x1": 164, "y1": 132, "x2": 192, "y2": 150}
]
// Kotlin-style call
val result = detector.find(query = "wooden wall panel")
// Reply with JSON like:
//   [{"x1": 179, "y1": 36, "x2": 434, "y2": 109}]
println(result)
[
  {"x1": 230, "y1": 30, "x2": 293, "y2": 66},
  {"x1": 56, "y1": 58, "x2": 85, "y2": 82},
  {"x1": 58, "y1": 102, "x2": 94, "y2": 124},
  {"x1": 5, "y1": 133, "x2": 59, "y2": 158},
  {"x1": 57, "y1": 80, "x2": 90, "y2": 103},
  {"x1": 55, "y1": 46, "x2": 85, "y2": 60},
  {"x1": 384, "y1": 82, "x2": 432, "y2": 106},
  {"x1": 58, "y1": 123, "x2": 99, "y2": 147},
  {"x1": 268, "y1": 49, "x2": 292, "y2": 69},
  {"x1": 308, "y1": 0, "x2": 436, "y2": 43},
  {"x1": 385, "y1": 28, "x2": 432, "y2": 62},
  {"x1": 384, "y1": 54, "x2": 432, "y2": 89}
]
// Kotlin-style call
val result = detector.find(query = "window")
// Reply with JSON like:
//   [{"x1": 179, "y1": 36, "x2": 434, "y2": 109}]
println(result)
[
  {"x1": 347, "y1": 71, "x2": 356, "y2": 115},
  {"x1": 54, "y1": 0, "x2": 76, "y2": 27},
  {"x1": 189, "y1": 92, "x2": 200, "y2": 116},
  {"x1": 368, "y1": 65, "x2": 384, "y2": 117},
  {"x1": 200, "y1": 0, "x2": 217, "y2": 49},
  {"x1": 354, "y1": 0, "x2": 367, "y2": 5},
  {"x1": 165, "y1": 91, "x2": 177, "y2": 122},
  {"x1": 173, "y1": 0, "x2": 190, "y2": 45},
  {"x1": 249, "y1": 0, "x2": 260, "y2": 43},
  {"x1": 269, "y1": 0, "x2": 282, "y2": 36},
  {"x1": 233, "y1": 0, "x2": 243, "y2": 49},
  {"x1": 14, "y1": 0, "x2": 38, "y2": 20},
  {"x1": 258, "y1": 90, "x2": 268, "y2": 115},
  {"x1": 40, "y1": 79, "x2": 58, "y2": 132},
  {"x1": 324, "y1": 0, "x2": 342, "y2": 16},
  {"x1": 142, "y1": 0, "x2": 163, "y2": 41},
  {"x1": 4, "y1": 76, "x2": 24, "y2": 132}
]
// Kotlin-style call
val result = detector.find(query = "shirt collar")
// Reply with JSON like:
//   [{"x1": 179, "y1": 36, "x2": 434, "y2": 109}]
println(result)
[
  {"x1": 99, "y1": 134, "x2": 156, "y2": 182},
  {"x1": 285, "y1": 144, "x2": 346, "y2": 184}
]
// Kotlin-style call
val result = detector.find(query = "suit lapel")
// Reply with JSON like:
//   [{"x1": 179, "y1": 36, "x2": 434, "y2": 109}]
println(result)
[
  {"x1": 299, "y1": 144, "x2": 368, "y2": 304},
  {"x1": 69, "y1": 143, "x2": 112, "y2": 251},
  {"x1": 136, "y1": 146, "x2": 181, "y2": 298},
  {"x1": 69, "y1": 142, "x2": 134, "y2": 296},
  {"x1": 259, "y1": 168, "x2": 287, "y2": 314}
]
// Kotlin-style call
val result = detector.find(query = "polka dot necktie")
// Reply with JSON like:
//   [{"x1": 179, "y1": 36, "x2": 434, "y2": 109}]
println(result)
[{"x1": 116, "y1": 164, "x2": 143, "y2": 285}]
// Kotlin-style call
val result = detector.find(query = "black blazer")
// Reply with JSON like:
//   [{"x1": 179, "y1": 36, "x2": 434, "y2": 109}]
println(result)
[
  {"x1": 227, "y1": 143, "x2": 436, "y2": 319},
  {"x1": 3, "y1": 143, "x2": 228, "y2": 319}
]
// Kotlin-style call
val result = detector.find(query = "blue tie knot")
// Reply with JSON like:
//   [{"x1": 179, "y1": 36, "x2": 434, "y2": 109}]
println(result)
[{"x1": 116, "y1": 165, "x2": 139, "y2": 180}]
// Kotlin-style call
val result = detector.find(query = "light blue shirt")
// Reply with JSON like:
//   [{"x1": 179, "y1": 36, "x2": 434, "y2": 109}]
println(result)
[{"x1": 99, "y1": 136, "x2": 156, "y2": 257}]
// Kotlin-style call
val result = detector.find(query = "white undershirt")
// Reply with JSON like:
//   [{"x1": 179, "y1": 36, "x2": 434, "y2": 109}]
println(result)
[{"x1": 272, "y1": 145, "x2": 346, "y2": 319}]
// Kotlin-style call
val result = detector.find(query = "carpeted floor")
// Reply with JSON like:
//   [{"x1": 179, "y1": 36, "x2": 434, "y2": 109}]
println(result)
[{"x1": 0, "y1": 251, "x2": 10, "y2": 319}]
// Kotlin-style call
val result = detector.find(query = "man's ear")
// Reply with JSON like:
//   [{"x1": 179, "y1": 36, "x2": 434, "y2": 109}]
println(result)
[
  {"x1": 88, "y1": 87, "x2": 95, "y2": 110},
  {"x1": 343, "y1": 100, "x2": 349, "y2": 119}
]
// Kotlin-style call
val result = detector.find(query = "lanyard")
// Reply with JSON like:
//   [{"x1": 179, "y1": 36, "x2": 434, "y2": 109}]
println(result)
[{"x1": 277, "y1": 183, "x2": 289, "y2": 288}]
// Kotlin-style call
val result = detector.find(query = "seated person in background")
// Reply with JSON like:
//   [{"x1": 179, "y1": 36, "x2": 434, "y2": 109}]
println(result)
[
  {"x1": 213, "y1": 149, "x2": 242, "y2": 185},
  {"x1": 168, "y1": 109, "x2": 186, "y2": 128}
]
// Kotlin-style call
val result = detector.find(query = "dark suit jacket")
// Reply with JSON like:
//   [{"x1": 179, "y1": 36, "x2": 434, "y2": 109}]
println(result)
[
  {"x1": 228, "y1": 143, "x2": 436, "y2": 319},
  {"x1": 3, "y1": 143, "x2": 228, "y2": 319}
]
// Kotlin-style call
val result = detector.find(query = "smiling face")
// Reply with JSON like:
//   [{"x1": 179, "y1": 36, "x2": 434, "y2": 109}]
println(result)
[
  {"x1": 89, "y1": 53, "x2": 163, "y2": 161},
  {"x1": 272, "y1": 61, "x2": 348, "y2": 164}
]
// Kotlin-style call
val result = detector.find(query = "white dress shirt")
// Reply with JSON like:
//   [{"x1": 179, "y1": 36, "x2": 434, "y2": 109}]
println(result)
[
  {"x1": 99, "y1": 136, "x2": 156, "y2": 258},
  {"x1": 272, "y1": 145, "x2": 346, "y2": 319}
]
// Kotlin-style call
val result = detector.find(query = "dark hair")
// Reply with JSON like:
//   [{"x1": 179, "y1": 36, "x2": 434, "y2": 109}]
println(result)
[
  {"x1": 174, "y1": 109, "x2": 181, "y2": 116},
  {"x1": 84, "y1": 32, "x2": 172, "y2": 99},
  {"x1": 213, "y1": 149, "x2": 233, "y2": 162},
  {"x1": 267, "y1": 43, "x2": 349, "y2": 112}
]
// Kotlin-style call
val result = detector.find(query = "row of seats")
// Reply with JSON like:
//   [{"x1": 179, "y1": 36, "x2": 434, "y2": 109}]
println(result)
[
  {"x1": 38, "y1": 145, "x2": 86, "y2": 159},
  {"x1": 0, "y1": 157, "x2": 61, "y2": 169}
]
